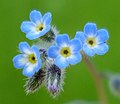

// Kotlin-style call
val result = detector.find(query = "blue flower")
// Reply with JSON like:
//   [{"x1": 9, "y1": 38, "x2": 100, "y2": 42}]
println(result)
[
  {"x1": 47, "y1": 34, "x2": 82, "y2": 69},
  {"x1": 75, "y1": 23, "x2": 109, "y2": 56},
  {"x1": 21, "y1": 10, "x2": 52, "y2": 40},
  {"x1": 13, "y1": 42, "x2": 42, "y2": 77}
]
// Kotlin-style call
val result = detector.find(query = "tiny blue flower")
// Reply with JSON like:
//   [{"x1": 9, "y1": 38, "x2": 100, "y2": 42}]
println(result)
[
  {"x1": 13, "y1": 42, "x2": 42, "y2": 77},
  {"x1": 75, "y1": 23, "x2": 109, "y2": 56},
  {"x1": 47, "y1": 34, "x2": 82, "y2": 69},
  {"x1": 21, "y1": 10, "x2": 52, "y2": 40}
]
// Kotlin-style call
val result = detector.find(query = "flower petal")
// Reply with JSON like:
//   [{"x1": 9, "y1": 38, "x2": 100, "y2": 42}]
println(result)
[
  {"x1": 94, "y1": 44, "x2": 109, "y2": 55},
  {"x1": 84, "y1": 23, "x2": 97, "y2": 37},
  {"x1": 68, "y1": 53, "x2": 82, "y2": 65},
  {"x1": 26, "y1": 25, "x2": 50, "y2": 40},
  {"x1": 23, "y1": 63, "x2": 36, "y2": 77},
  {"x1": 55, "y1": 55, "x2": 69, "y2": 69},
  {"x1": 13, "y1": 54, "x2": 28, "y2": 69},
  {"x1": 31, "y1": 46, "x2": 42, "y2": 72},
  {"x1": 19, "y1": 42, "x2": 33, "y2": 54},
  {"x1": 20, "y1": 21, "x2": 35, "y2": 34},
  {"x1": 34, "y1": 60, "x2": 42, "y2": 72},
  {"x1": 31, "y1": 45, "x2": 40, "y2": 60},
  {"x1": 47, "y1": 46, "x2": 59, "y2": 58},
  {"x1": 26, "y1": 31, "x2": 39, "y2": 40},
  {"x1": 83, "y1": 44, "x2": 95, "y2": 56},
  {"x1": 56, "y1": 34, "x2": 70, "y2": 47},
  {"x1": 43, "y1": 12, "x2": 52, "y2": 25},
  {"x1": 70, "y1": 39, "x2": 82, "y2": 53},
  {"x1": 38, "y1": 25, "x2": 50, "y2": 36},
  {"x1": 75, "y1": 31, "x2": 85, "y2": 43},
  {"x1": 96, "y1": 29, "x2": 109, "y2": 44},
  {"x1": 30, "y1": 10, "x2": 42, "y2": 24}
]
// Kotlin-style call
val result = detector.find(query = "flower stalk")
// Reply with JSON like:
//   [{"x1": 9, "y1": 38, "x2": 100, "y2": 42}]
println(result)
[{"x1": 82, "y1": 53, "x2": 108, "y2": 104}]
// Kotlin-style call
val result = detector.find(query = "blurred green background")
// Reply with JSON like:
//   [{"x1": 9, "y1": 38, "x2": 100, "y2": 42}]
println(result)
[{"x1": 0, "y1": 0, "x2": 120, "y2": 104}]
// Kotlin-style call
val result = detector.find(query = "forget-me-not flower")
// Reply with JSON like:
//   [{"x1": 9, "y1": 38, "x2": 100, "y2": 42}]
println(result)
[
  {"x1": 13, "y1": 42, "x2": 42, "y2": 77},
  {"x1": 47, "y1": 34, "x2": 82, "y2": 69},
  {"x1": 21, "y1": 10, "x2": 52, "y2": 40},
  {"x1": 75, "y1": 23, "x2": 109, "y2": 56}
]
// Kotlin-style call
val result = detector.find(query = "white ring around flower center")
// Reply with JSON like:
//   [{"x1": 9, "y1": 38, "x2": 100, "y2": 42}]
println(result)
[
  {"x1": 28, "y1": 54, "x2": 37, "y2": 64},
  {"x1": 60, "y1": 47, "x2": 71, "y2": 58},
  {"x1": 36, "y1": 23, "x2": 44, "y2": 32},
  {"x1": 86, "y1": 37, "x2": 97, "y2": 47}
]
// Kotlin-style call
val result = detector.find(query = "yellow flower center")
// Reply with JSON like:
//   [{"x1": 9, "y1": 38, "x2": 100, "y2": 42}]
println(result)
[
  {"x1": 29, "y1": 54, "x2": 37, "y2": 64},
  {"x1": 86, "y1": 37, "x2": 97, "y2": 47},
  {"x1": 36, "y1": 23, "x2": 44, "y2": 32},
  {"x1": 60, "y1": 47, "x2": 71, "y2": 58}
]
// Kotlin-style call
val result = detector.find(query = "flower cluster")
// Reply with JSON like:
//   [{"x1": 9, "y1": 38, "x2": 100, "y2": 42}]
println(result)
[{"x1": 13, "y1": 10, "x2": 109, "y2": 97}]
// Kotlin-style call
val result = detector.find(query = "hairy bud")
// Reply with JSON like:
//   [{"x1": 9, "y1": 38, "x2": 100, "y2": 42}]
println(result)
[
  {"x1": 24, "y1": 69, "x2": 46, "y2": 94},
  {"x1": 46, "y1": 64, "x2": 65, "y2": 97}
]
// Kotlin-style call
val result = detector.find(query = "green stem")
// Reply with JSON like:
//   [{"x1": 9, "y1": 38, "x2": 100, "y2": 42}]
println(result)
[{"x1": 82, "y1": 53, "x2": 108, "y2": 104}]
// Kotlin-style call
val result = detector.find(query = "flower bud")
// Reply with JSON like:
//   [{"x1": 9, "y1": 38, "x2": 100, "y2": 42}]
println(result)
[
  {"x1": 24, "y1": 69, "x2": 46, "y2": 94},
  {"x1": 48, "y1": 78, "x2": 59, "y2": 95},
  {"x1": 46, "y1": 64, "x2": 65, "y2": 97}
]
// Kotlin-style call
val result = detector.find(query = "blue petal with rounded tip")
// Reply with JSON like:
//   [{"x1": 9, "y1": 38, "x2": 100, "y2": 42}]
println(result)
[
  {"x1": 20, "y1": 21, "x2": 35, "y2": 34},
  {"x1": 70, "y1": 39, "x2": 82, "y2": 53},
  {"x1": 19, "y1": 42, "x2": 31, "y2": 53},
  {"x1": 83, "y1": 44, "x2": 95, "y2": 56},
  {"x1": 26, "y1": 31, "x2": 39, "y2": 40},
  {"x1": 68, "y1": 53, "x2": 82, "y2": 65},
  {"x1": 43, "y1": 12, "x2": 52, "y2": 25},
  {"x1": 56, "y1": 34, "x2": 70, "y2": 47},
  {"x1": 22, "y1": 64, "x2": 35, "y2": 77},
  {"x1": 97, "y1": 29, "x2": 109, "y2": 44},
  {"x1": 13, "y1": 54, "x2": 26, "y2": 69},
  {"x1": 55, "y1": 55, "x2": 69, "y2": 69},
  {"x1": 84, "y1": 23, "x2": 97, "y2": 37},
  {"x1": 94, "y1": 44, "x2": 109, "y2": 55},
  {"x1": 26, "y1": 25, "x2": 50, "y2": 40},
  {"x1": 75, "y1": 31, "x2": 85, "y2": 43},
  {"x1": 47, "y1": 46, "x2": 59, "y2": 58},
  {"x1": 30, "y1": 10, "x2": 42, "y2": 24}
]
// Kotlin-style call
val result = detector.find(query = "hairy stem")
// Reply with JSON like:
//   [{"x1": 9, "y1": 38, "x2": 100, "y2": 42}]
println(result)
[{"x1": 82, "y1": 53, "x2": 108, "y2": 104}]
